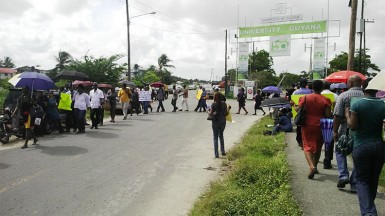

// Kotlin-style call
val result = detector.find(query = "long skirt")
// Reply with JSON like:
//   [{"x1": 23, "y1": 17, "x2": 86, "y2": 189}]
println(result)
[{"x1": 301, "y1": 125, "x2": 323, "y2": 153}]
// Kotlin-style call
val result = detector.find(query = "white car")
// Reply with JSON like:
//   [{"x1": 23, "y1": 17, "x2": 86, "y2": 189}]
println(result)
[{"x1": 188, "y1": 84, "x2": 197, "y2": 90}]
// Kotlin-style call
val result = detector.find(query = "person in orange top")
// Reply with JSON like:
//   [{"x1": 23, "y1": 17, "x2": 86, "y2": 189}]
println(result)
[{"x1": 293, "y1": 80, "x2": 332, "y2": 179}]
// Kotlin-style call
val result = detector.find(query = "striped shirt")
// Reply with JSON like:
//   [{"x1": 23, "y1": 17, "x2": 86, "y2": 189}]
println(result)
[{"x1": 333, "y1": 87, "x2": 364, "y2": 134}]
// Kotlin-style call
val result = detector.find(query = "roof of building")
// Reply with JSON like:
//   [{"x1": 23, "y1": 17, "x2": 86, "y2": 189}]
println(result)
[{"x1": 0, "y1": 68, "x2": 17, "y2": 74}]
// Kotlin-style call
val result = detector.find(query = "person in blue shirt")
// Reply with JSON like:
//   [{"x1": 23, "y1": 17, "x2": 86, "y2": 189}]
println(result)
[{"x1": 271, "y1": 108, "x2": 293, "y2": 135}]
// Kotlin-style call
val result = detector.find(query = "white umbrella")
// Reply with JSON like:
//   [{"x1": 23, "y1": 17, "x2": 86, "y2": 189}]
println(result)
[{"x1": 366, "y1": 70, "x2": 385, "y2": 91}]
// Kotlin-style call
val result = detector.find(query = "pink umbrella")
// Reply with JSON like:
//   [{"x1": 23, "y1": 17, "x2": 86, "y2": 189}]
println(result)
[
  {"x1": 72, "y1": 80, "x2": 93, "y2": 87},
  {"x1": 98, "y1": 83, "x2": 113, "y2": 88}
]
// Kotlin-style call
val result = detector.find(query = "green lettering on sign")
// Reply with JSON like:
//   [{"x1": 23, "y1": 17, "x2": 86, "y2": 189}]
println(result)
[{"x1": 239, "y1": 20, "x2": 327, "y2": 38}]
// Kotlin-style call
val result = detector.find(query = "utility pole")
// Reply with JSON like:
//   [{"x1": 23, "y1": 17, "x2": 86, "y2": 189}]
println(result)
[
  {"x1": 358, "y1": 0, "x2": 364, "y2": 73},
  {"x1": 125, "y1": 0, "x2": 131, "y2": 80},
  {"x1": 347, "y1": 0, "x2": 358, "y2": 71},
  {"x1": 225, "y1": 30, "x2": 228, "y2": 96}
]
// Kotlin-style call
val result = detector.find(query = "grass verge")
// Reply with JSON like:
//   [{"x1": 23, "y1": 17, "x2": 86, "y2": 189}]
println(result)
[{"x1": 189, "y1": 116, "x2": 302, "y2": 216}]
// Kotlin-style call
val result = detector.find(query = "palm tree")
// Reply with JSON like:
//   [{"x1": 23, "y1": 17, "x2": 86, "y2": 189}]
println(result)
[
  {"x1": 55, "y1": 51, "x2": 73, "y2": 71},
  {"x1": 1, "y1": 56, "x2": 15, "y2": 68},
  {"x1": 157, "y1": 54, "x2": 175, "y2": 83}
]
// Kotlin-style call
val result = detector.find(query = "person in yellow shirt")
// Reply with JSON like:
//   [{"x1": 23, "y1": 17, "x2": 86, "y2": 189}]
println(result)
[
  {"x1": 164, "y1": 84, "x2": 169, "y2": 99},
  {"x1": 118, "y1": 83, "x2": 132, "y2": 120}
]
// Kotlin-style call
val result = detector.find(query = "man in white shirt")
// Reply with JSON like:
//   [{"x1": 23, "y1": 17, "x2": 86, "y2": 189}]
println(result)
[
  {"x1": 73, "y1": 84, "x2": 90, "y2": 133},
  {"x1": 89, "y1": 82, "x2": 104, "y2": 129}
]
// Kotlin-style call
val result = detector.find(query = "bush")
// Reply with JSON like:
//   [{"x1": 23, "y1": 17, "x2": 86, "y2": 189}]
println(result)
[{"x1": 189, "y1": 117, "x2": 301, "y2": 216}]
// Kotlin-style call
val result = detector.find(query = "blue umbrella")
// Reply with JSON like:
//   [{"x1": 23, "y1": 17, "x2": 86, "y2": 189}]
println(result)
[
  {"x1": 9, "y1": 71, "x2": 56, "y2": 91},
  {"x1": 262, "y1": 86, "x2": 282, "y2": 94},
  {"x1": 320, "y1": 118, "x2": 334, "y2": 149}
]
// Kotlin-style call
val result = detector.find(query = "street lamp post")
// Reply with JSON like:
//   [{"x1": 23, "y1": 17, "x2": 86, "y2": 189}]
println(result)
[{"x1": 125, "y1": 0, "x2": 155, "y2": 81}]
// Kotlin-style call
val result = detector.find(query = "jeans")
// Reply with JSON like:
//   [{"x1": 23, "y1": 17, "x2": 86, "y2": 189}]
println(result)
[
  {"x1": 75, "y1": 109, "x2": 86, "y2": 132},
  {"x1": 352, "y1": 141, "x2": 385, "y2": 216},
  {"x1": 157, "y1": 100, "x2": 165, "y2": 112},
  {"x1": 336, "y1": 151, "x2": 357, "y2": 189},
  {"x1": 212, "y1": 123, "x2": 226, "y2": 157}
]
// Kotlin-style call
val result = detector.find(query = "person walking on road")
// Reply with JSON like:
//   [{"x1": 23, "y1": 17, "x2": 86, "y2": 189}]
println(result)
[
  {"x1": 333, "y1": 75, "x2": 364, "y2": 191},
  {"x1": 293, "y1": 80, "x2": 331, "y2": 179},
  {"x1": 73, "y1": 84, "x2": 90, "y2": 134},
  {"x1": 252, "y1": 89, "x2": 266, "y2": 115},
  {"x1": 346, "y1": 78, "x2": 385, "y2": 216},
  {"x1": 118, "y1": 83, "x2": 132, "y2": 120},
  {"x1": 107, "y1": 87, "x2": 117, "y2": 122},
  {"x1": 89, "y1": 82, "x2": 104, "y2": 129},
  {"x1": 13, "y1": 85, "x2": 38, "y2": 149},
  {"x1": 321, "y1": 81, "x2": 340, "y2": 169},
  {"x1": 209, "y1": 92, "x2": 228, "y2": 158},
  {"x1": 156, "y1": 86, "x2": 165, "y2": 112},
  {"x1": 179, "y1": 84, "x2": 189, "y2": 111},
  {"x1": 292, "y1": 78, "x2": 312, "y2": 149},
  {"x1": 171, "y1": 85, "x2": 178, "y2": 112},
  {"x1": 236, "y1": 87, "x2": 248, "y2": 115}
]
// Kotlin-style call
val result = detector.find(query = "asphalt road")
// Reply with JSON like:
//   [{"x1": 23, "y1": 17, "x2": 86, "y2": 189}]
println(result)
[{"x1": 0, "y1": 91, "x2": 263, "y2": 216}]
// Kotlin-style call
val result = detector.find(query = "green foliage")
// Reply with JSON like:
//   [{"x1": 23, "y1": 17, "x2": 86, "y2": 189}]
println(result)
[
  {"x1": 249, "y1": 50, "x2": 275, "y2": 75},
  {"x1": 328, "y1": 49, "x2": 380, "y2": 76},
  {"x1": 0, "y1": 78, "x2": 12, "y2": 89},
  {"x1": 141, "y1": 71, "x2": 160, "y2": 84},
  {"x1": 189, "y1": 117, "x2": 302, "y2": 216},
  {"x1": 158, "y1": 54, "x2": 175, "y2": 83},
  {"x1": 68, "y1": 54, "x2": 126, "y2": 85},
  {"x1": 279, "y1": 73, "x2": 302, "y2": 88},
  {"x1": 0, "y1": 89, "x2": 8, "y2": 108},
  {"x1": 0, "y1": 56, "x2": 16, "y2": 68},
  {"x1": 251, "y1": 71, "x2": 280, "y2": 88}
]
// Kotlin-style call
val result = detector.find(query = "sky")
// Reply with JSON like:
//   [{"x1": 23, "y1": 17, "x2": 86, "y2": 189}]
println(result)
[{"x1": 0, "y1": 0, "x2": 384, "y2": 81}]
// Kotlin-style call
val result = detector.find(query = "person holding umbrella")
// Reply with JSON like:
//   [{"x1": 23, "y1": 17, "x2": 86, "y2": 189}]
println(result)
[{"x1": 12, "y1": 85, "x2": 38, "y2": 149}]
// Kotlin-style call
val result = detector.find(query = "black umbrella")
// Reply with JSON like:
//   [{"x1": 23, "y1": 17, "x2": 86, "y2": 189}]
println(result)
[
  {"x1": 55, "y1": 71, "x2": 89, "y2": 81},
  {"x1": 261, "y1": 97, "x2": 290, "y2": 107},
  {"x1": 118, "y1": 80, "x2": 137, "y2": 89}
]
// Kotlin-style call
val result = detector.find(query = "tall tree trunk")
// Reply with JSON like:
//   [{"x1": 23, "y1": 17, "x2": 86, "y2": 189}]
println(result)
[{"x1": 347, "y1": 0, "x2": 358, "y2": 70}]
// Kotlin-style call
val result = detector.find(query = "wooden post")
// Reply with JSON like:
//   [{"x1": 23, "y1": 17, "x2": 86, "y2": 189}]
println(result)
[{"x1": 347, "y1": 0, "x2": 358, "y2": 70}]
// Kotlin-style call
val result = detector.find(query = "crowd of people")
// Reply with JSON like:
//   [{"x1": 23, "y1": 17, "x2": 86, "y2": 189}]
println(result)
[{"x1": 287, "y1": 76, "x2": 385, "y2": 216}]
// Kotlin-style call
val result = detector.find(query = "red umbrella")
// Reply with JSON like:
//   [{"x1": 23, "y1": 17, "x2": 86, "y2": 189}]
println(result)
[
  {"x1": 325, "y1": 70, "x2": 366, "y2": 83},
  {"x1": 150, "y1": 82, "x2": 164, "y2": 88},
  {"x1": 72, "y1": 80, "x2": 93, "y2": 87},
  {"x1": 98, "y1": 83, "x2": 113, "y2": 88}
]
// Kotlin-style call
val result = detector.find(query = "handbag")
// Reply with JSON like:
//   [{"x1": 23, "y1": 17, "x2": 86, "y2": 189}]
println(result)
[
  {"x1": 294, "y1": 96, "x2": 306, "y2": 126},
  {"x1": 335, "y1": 128, "x2": 354, "y2": 156},
  {"x1": 102, "y1": 101, "x2": 111, "y2": 111}
]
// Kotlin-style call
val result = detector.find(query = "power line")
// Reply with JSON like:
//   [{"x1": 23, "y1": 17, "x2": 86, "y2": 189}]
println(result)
[{"x1": 131, "y1": 22, "x2": 223, "y2": 35}]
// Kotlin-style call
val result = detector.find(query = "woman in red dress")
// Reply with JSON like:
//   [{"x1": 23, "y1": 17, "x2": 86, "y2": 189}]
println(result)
[{"x1": 295, "y1": 80, "x2": 332, "y2": 179}]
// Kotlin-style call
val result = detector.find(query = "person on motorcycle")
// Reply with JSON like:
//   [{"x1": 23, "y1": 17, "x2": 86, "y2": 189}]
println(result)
[{"x1": 12, "y1": 85, "x2": 38, "y2": 149}]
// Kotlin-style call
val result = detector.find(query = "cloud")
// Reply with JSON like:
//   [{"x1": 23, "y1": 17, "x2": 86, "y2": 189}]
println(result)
[{"x1": 0, "y1": 0, "x2": 33, "y2": 17}]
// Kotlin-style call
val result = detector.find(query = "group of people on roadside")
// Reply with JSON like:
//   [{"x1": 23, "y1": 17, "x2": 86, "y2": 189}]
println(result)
[{"x1": 290, "y1": 76, "x2": 385, "y2": 216}]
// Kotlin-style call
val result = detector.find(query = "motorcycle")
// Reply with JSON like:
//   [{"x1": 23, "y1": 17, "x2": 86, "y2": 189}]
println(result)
[{"x1": 0, "y1": 108, "x2": 25, "y2": 144}]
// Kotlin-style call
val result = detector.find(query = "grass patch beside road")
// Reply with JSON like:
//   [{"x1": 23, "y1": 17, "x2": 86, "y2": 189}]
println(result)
[{"x1": 189, "y1": 117, "x2": 302, "y2": 216}]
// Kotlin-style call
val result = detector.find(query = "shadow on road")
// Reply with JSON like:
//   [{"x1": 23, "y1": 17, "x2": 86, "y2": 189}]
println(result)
[
  {"x1": 0, "y1": 163, "x2": 10, "y2": 170},
  {"x1": 85, "y1": 131, "x2": 119, "y2": 139},
  {"x1": 34, "y1": 145, "x2": 88, "y2": 156}
]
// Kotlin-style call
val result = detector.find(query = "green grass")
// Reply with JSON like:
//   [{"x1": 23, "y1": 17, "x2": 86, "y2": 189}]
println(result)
[{"x1": 189, "y1": 117, "x2": 302, "y2": 216}]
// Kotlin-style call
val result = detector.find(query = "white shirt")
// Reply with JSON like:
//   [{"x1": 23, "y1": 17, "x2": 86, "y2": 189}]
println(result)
[
  {"x1": 321, "y1": 89, "x2": 339, "y2": 102},
  {"x1": 89, "y1": 88, "x2": 104, "y2": 109},
  {"x1": 74, "y1": 92, "x2": 90, "y2": 110}
]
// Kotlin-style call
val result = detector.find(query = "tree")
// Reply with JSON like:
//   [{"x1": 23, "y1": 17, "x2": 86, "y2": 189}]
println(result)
[
  {"x1": 328, "y1": 49, "x2": 380, "y2": 76},
  {"x1": 141, "y1": 71, "x2": 160, "y2": 84},
  {"x1": 0, "y1": 56, "x2": 15, "y2": 68},
  {"x1": 249, "y1": 70, "x2": 280, "y2": 88},
  {"x1": 55, "y1": 51, "x2": 73, "y2": 71},
  {"x1": 279, "y1": 72, "x2": 302, "y2": 88},
  {"x1": 249, "y1": 50, "x2": 275, "y2": 75},
  {"x1": 67, "y1": 54, "x2": 126, "y2": 85},
  {"x1": 157, "y1": 54, "x2": 175, "y2": 83}
]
